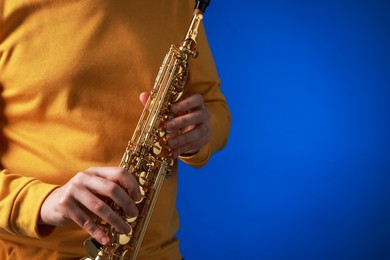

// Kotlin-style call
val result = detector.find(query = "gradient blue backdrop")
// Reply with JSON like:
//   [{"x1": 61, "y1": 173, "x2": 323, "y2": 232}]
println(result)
[{"x1": 176, "y1": 1, "x2": 390, "y2": 259}]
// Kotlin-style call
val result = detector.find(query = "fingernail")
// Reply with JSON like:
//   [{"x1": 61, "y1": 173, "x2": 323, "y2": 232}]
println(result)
[
  {"x1": 165, "y1": 121, "x2": 173, "y2": 131},
  {"x1": 126, "y1": 205, "x2": 139, "y2": 219},
  {"x1": 119, "y1": 223, "x2": 130, "y2": 234},
  {"x1": 125, "y1": 225, "x2": 131, "y2": 234}
]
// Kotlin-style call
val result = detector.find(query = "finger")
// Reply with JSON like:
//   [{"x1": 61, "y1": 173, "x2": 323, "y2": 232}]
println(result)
[
  {"x1": 169, "y1": 123, "x2": 210, "y2": 156},
  {"x1": 80, "y1": 174, "x2": 139, "y2": 218},
  {"x1": 165, "y1": 108, "x2": 209, "y2": 133},
  {"x1": 171, "y1": 134, "x2": 209, "y2": 158},
  {"x1": 165, "y1": 129, "x2": 181, "y2": 139},
  {"x1": 65, "y1": 198, "x2": 111, "y2": 245},
  {"x1": 85, "y1": 167, "x2": 142, "y2": 202},
  {"x1": 139, "y1": 92, "x2": 150, "y2": 107},
  {"x1": 74, "y1": 188, "x2": 131, "y2": 235},
  {"x1": 171, "y1": 94, "x2": 204, "y2": 114}
]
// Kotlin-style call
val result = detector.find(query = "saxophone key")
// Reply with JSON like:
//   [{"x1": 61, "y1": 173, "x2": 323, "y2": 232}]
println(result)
[
  {"x1": 120, "y1": 250, "x2": 131, "y2": 260},
  {"x1": 138, "y1": 171, "x2": 147, "y2": 185},
  {"x1": 158, "y1": 128, "x2": 165, "y2": 137},
  {"x1": 115, "y1": 226, "x2": 133, "y2": 245},
  {"x1": 172, "y1": 91, "x2": 183, "y2": 102},
  {"x1": 152, "y1": 142, "x2": 162, "y2": 155},
  {"x1": 135, "y1": 186, "x2": 145, "y2": 204},
  {"x1": 126, "y1": 216, "x2": 137, "y2": 223}
]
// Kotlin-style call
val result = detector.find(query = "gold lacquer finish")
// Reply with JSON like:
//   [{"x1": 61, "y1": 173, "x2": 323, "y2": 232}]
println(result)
[{"x1": 81, "y1": 1, "x2": 209, "y2": 259}]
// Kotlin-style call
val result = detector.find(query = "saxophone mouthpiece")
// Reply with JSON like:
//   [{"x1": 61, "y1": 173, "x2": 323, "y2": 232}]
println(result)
[{"x1": 194, "y1": 0, "x2": 210, "y2": 13}]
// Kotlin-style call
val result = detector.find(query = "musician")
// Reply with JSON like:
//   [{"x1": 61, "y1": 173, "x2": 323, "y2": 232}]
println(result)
[{"x1": 0, "y1": 0, "x2": 230, "y2": 259}]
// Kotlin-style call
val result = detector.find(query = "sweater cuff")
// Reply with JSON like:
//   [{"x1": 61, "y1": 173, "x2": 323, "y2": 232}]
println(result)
[
  {"x1": 11, "y1": 180, "x2": 59, "y2": 238},
  {"x1": 178, "y1": 143, "x2": 211, "y2": 168}
]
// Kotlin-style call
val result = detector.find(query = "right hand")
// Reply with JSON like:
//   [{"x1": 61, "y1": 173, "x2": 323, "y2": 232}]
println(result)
[{"x1": 38, "y1": 167, "x2": 142, "y2": 245}]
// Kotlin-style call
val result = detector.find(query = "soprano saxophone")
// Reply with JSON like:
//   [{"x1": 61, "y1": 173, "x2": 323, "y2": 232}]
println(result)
[{"x1": 82, "y1": 1, "x2": 210, "y2": 259}]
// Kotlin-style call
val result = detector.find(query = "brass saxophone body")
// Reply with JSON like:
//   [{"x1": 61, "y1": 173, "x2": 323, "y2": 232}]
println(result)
[{"x1": 82, "y1": 1, "x2": 210, "y2": 259}]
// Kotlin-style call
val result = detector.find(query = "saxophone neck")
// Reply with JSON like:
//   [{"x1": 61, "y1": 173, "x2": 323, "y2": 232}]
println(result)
[
  {"x1": 183, "y1": 13, "x2": 203, "y2": 45},
  {"x1": 181, "y1": 1, "x2": 209, "y2": 54}
]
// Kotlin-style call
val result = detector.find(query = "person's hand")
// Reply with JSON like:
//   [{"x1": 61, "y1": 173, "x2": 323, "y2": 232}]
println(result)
[
  {"x1": 39, "y1": 167, "x2": 142, "y2": 245},
  {"x1": 140, "y1": 92, "x2": 210, "y2": 158}
]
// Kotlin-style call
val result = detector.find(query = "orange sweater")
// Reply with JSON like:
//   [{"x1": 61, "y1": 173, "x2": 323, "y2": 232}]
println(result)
[{"x1": 0, "y1": 0, "x2": 230, "y2": 259}]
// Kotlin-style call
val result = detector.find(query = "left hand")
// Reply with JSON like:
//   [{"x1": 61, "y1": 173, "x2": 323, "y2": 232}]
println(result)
[{"x1": 140, "y1": 92, "x2": 210, "y2": 158}]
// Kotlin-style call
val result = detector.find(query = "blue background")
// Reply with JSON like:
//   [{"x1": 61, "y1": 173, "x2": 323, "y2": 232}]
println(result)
[{"x1": 177, "y1": 1, "x2": 390, "y2": 259}]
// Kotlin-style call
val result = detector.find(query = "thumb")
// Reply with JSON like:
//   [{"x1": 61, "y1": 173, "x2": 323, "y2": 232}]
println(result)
[{"x1": 139, "y1": 92, "x2": 150, "y2": 107}]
